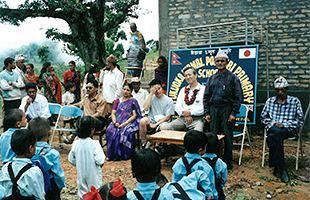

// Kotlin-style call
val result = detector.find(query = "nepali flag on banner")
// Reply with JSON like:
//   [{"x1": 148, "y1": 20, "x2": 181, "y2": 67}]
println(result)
[
  {"x1": 239, "y1": 48, "x2": 256, "y2": 59},
  {"x1": 171, "y1": 52, "x2": 182, "y2": 65}
]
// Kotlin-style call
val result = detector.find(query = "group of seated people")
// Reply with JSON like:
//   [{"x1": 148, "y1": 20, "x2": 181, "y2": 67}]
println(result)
[{"x1": 0, "y1": 48, "x2": 305, "y2": 198}]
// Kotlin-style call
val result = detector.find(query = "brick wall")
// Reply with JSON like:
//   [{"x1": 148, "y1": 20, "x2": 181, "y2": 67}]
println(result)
[{"x1": 159, "y1": 0, "x2": 309, "y2": 128}]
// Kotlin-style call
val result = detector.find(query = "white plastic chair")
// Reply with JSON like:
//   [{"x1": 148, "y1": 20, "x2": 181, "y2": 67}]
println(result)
[
  {"x1": 233, "y1": 104, "x2": 253, "y2": 165},
  {"x1": 261, "y1": 128, "x2": 302, "y2": 170},
  {"x1": 49, "y1": 105, "x2": 83, "y2": 146}
]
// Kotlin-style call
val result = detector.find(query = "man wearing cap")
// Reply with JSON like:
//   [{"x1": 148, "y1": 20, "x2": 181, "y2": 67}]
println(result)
[
  {"x1": 139, "y1": 79, "x2": 174, "y2": 148},
  {"x1": 99, "y1": 54, "x2": 124, "y2": 116},
  {"x1": 161, "y1": 67, "x2": 205, "y2": 132},
  {"x1": 0, "y1": 57, "x2": 25, "y2": 112},
  {"x1": 261, "y1": 76, "x2": 303, "y2": 182},
  {"x1": 131, "y1": 77, "x2": 149, "y2": 112},
  {"x1": 203, "y1": 49, "x2": 243, "y2": 170},
  {"x1": 14, "y1": 54, "x2": 27, "y2": 98}
]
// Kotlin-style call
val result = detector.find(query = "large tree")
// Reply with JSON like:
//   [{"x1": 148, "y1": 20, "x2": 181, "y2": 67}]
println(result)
[{"x1": 0, "y1": 0, "x2": 139, "y2": 66}]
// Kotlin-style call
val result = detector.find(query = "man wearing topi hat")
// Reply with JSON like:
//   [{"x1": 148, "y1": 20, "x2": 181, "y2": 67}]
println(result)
[
  {"x1": 203, "y1": 49, "x2": 243, "y2": 170},
  {"x1": 131, "y1": 77, "x2": 149, "y2": 112},
  {"x1": 261, "y1": 76, "x2": 304, "y2": 182}
]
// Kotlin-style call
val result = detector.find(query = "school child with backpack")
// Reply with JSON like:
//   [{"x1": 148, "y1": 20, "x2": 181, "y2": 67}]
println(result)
[
  {"x1": 28, "y1": 117, "x2": 65, "y2": 200},
  {"x1": 68, "y1": 116, "x2": 106, "y2": 198},
  {"x1": 202, "y1": 132, "x2": 228, "y2": 200},
  {"x1": 158, "y1": 170, "x2": 210, "y2": 200},
  {"x1": 127, "y1": 148, "x2": 174, "y2": 200},
  {"x1": 171, "y1": 130, "x2": 217, "y2": 199},
  {"x1": 0, "y1": 129, "x2": 45, "y2": 199},
  {"x1": 0, "y1": 109, "x2": 28, "y2": 164}
]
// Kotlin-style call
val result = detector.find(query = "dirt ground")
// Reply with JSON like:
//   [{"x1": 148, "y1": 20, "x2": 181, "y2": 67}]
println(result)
[{"x1": 58, "y1": 135, "x2": 310, "y2": 200}]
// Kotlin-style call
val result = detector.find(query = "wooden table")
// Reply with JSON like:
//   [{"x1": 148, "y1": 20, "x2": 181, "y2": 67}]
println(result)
[{"x1": 149, "y1": 130, "x2": 225, "y2": 145}]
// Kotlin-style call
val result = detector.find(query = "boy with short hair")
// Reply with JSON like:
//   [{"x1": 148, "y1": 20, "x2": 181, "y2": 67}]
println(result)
[
  {"x1": 172, "y1": 130, "x2": 217, "y2": 199},
  {"x1": 127, "y1": 149, "x2": 174, "y2": 199},
  {"x1": 202, "y1": 132, "x2": 228, "y2": 200},
  {"x1": 28, "y1": 117, "x2": 65, "y2": 200},
  {"x1": 0, "y1": 129, "x2": 45, "y2": 199}
]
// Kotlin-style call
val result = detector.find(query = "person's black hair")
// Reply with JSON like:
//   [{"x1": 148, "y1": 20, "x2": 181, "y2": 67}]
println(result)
[
  {"x1": 25, "y1": 82, "x2": 37, "y2": 91},
  {"x1": 86, "y1": 78, "x2": 99, "y2": 88},
  {"x1": 123, "y1": 82, "x2": 133, "y2": 92},
  {"x1": 183, "y1": 66, "x2": 197, "y2": 75},
  {"x1": 3, "y1": 109, "x2": 24, "y2": 132},
  {"x1": 28, "y1": 117, "x2": 51, "y2": 141},
  {"x1": 99, "y1": 181, "x2": 127, "y2": 200},
  {"x1": 26, "y1": 63, "x2": 34, "y2": 70},
  {"x1": 4, "y1": 57, "x2": 14, "y2": 68},
  {"x1": 39, "y1": 62, "x2": 51, "y2": 79},
  {"x1": 11, "y1": 129, "x2": 36, "y2": 156},
  {"x1": 131, "y1": 149, "x2": 161, "y2": 182},
  {"x1": 205, "y1": 132, "x2": 218, "y2": 153},
  {"x1": 155, "y1": 173, "x2": 169, "y2": 188},
  {"x1": 76, "y1": 116, "x2": 97, "y2": 138},
  {"x1": 183, "y1": 130, "x2": 207, "y2": 153},
  {"x1": 149, "y1": 79, "x2": 162, "y2": 87},
  {"x1": 69, "y1": 60, "x2": 76, "y2": 66},
  {"x1": 65, "y1": 81, "x2": 75, "y2": 91},
  {"x1": 157, "y1": 56, "x2": 167, "y2": 64}
]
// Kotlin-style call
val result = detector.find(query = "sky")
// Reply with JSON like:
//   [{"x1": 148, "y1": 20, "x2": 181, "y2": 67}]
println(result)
[{"x1": 0, "y1": 0, "x2": 158, "y2": 59}]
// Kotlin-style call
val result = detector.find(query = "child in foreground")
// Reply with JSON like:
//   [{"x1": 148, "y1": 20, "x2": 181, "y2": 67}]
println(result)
[
  {"x1": 68, "y1": 116, "x2": 106, "y2": 198},
  {"x1": 202, "y1": 132, "x2": 228, "y2": 200},
  {"x1": 172, "y1": 130, "x2": 217, "y2": 199},
  {"x1": 127, "y1": 148, "x2": 174, "y2": 200},
  {"x1": 29, "y1": 117, "x2": 65, "y2": 200},
  {"x1": 0, "y1": 109, "x2": 27, "y2": 164},
  {"x1": 0, "y1": 129, "x2": 45, "y2": 199}
]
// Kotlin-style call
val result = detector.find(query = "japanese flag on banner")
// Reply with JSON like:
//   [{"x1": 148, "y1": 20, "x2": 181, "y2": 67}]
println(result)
[{"x1": 239, "y1": 48, "x2": 256, "y2": 59}]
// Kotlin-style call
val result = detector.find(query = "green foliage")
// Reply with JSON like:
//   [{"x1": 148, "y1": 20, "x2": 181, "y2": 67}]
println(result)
[{"x1": 37, "y1": 46, "x2": 50, "y2": 62}]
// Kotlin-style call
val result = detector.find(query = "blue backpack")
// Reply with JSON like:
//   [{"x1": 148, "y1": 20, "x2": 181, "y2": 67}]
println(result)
[{"x1": 32, "y1": 147, "x2": 53, "y2": 193}]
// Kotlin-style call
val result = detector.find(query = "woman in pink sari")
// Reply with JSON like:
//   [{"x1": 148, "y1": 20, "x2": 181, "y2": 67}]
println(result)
[{"x1": 106, "y1": 82, "x2": 142, "y2": 160}]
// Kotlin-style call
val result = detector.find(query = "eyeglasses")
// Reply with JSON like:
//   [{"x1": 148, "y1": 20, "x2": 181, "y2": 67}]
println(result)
[
  {"x1": 215, "y1": 59, "x2": 226, "y2": 63},
  {"x1": 86, "y1": 86, "x2": 93, "y2": 90}
]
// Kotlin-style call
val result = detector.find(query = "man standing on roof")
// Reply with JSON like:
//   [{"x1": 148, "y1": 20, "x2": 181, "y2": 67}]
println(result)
[{"x1": 203, "y1": 49, "x2": 243, "y2": 170}]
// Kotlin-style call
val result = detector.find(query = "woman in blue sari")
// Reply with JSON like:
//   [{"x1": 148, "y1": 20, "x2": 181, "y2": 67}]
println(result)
[{"x1": 106, "y1": 82, "x2": 142, "y2": 160}]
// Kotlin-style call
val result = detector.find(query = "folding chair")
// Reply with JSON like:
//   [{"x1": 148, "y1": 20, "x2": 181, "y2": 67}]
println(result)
[
  {"x1": 48, "y1": 103, "x2": 62, "y2": 128},
  {"x1": 233, "y1": 104, "x2": 253, "y2": 165},
  {"x1": 261, "y1": 103, "x2": 309, "y2": 170},
  {"x1": 49, "y1": 105, "x2": 83, "y2": 146}
]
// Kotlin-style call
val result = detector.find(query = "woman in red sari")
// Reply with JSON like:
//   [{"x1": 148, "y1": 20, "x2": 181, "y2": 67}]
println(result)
[{"x1": 39, "y1": 62, "x2": 62, "y2": 104}]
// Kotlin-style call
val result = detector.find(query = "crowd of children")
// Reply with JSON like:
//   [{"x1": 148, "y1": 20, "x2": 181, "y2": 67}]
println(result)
[{"x1": 0, "y1": 109, "x2": 227, "y2": 199}]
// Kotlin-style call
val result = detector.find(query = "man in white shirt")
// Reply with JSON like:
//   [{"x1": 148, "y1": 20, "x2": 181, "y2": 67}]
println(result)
[
  {"x1": 99, "y1": 54, "x2": 124, "y2": 115},
  {"x1": 19, "y1": 82, "x2": 51, "y2": 121},
  {"x1": 161, "y1": 67, "x2": 205, "y2": 132},
  {"x1": 131, "y1": 77, "x2": 149, "y2": 112},
  {"x1": 13, "y1": 54, "x2": 27, "y2": 98}
]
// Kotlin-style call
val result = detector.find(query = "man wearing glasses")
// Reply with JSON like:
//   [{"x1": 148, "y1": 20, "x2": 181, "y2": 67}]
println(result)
[{"x1": 203, "y1": 49, "x2": 243, "y2": 170}]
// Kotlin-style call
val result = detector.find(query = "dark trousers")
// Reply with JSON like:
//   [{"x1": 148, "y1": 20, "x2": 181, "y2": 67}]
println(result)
[
  {"x1": 209, "y1": 105, "x2": 234, "y2": 167},
  {"x1": 267, "y1": 126, "x2": 296, "y2": 169},
  {"x1": 3, "y1": 99, "x2": 21, "y2": 113}
]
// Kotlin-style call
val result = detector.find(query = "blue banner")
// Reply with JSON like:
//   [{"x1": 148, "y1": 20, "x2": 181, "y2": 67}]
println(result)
[{"x1": 168, "y1": 45, "x2": 259, "y2": 124}]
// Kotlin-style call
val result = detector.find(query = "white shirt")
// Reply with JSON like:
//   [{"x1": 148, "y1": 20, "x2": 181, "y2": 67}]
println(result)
[
  {"x1": 62, "y1": 91, "x2": 75, "y2": 105},
  {"x1": 132, "y1": 88, "x2": 149, "y2": 111},
  {"x1": 19, "y1": 93, "x2": 51, "y2": 119},
  {"x1": 13, "y1": 67, "x2": 27, "y2": 98},
  {"x1": 175, "y1": 83, "x2": 205, "y2": 116},
  {"x1": 68, "y1": 137, "x2": 106, "y2": 198},
  {"x1": 0, "y1": 158, "x2": 45, "y2": 200},
  {"x1": 99, "y1": 68, "x2": 124, "y2": 104}
]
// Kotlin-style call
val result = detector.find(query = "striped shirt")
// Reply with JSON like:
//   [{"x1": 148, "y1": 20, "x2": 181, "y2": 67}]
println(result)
[{"x1": 260, "y1": 95, "x2": 304, "y2": 131}]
